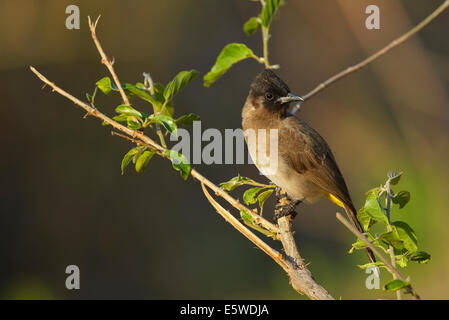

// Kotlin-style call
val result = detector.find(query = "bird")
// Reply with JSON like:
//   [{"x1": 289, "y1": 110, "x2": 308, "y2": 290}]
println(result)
[{"x1": 241, "y1": 69, "x2": 376, "y2": 264}]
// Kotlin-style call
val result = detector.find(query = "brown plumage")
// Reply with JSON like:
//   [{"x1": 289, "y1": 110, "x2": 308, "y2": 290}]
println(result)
[{"x1": 242, "y1": 69, "x2": 376, "y2": 264}]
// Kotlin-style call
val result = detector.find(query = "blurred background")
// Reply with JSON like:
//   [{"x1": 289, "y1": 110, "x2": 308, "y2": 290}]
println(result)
[{"x1": 0, "y1": 0, "x2": 448, "y2": 299}]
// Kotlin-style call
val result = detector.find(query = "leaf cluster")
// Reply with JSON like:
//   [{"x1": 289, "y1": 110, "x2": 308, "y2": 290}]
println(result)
[
  {"x1": 91, "y1": 71, "x2": 200, "y2": 179},
  {"x1": 349, "y1": 171, "x2": 430, "y2": 294}
]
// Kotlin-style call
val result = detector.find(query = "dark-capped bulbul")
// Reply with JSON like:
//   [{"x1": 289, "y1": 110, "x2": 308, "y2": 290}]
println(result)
[{"x1": 242, "y1": 69, "x2": 376, "y2": 264}]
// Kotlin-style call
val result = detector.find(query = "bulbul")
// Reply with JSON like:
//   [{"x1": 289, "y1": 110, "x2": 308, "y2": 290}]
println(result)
[{"x1": 242, "y1": 69, "x2": 376, "y2": 264}]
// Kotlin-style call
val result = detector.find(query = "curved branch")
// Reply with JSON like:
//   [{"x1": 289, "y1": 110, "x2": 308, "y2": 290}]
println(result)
[{"x1": 202, "y1": 183, "x2": 333, "y2": 300}]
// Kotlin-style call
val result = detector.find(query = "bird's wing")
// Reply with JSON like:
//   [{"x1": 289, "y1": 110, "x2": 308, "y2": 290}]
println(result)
[{"x1": 279, "y1": 115, "x2": 354, "y2": 208}]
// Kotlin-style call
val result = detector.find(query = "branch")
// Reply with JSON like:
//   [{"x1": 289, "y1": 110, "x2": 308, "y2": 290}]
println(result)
[
  {"x1": 29, "y1": 66, "x2": 277, "y2": 236},
  {"x1": 88, "y1": 16, "x2": 131, "y2": 106},
  {"x1": 297, "y1": 0, "x2": 449, "y2": 105},
  {"x1": 336, "y1": 212, "x2": 420, "y2": 300},
  {"x1": 202, "y1": 183, "x2": 333, "y2": 300}
]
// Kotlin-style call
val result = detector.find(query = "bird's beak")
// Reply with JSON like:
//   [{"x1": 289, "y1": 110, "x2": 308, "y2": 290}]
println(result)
[{"x1": 276, "y1": 93, "x2": 304, "y2": 105}]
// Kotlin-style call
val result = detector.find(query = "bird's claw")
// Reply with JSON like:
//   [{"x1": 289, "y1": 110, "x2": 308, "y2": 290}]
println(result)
[{"x1": 274, "y1": 199, "x2": 301, "y2": 220}]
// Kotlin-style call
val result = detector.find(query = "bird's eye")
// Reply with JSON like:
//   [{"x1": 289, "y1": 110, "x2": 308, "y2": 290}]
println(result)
[{"x1": 265, "y1": 92, "x2": 274, "y2": 101}]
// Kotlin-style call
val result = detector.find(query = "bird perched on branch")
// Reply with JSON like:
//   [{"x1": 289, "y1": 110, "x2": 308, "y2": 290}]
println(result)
[{"x1": 242, "y1": 69, "x2": 376, "y2": 264}]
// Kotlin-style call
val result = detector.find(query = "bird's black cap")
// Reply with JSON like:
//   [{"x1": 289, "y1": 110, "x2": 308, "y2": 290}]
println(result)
[{"x1": 250, "y1": 69, "x2": 303, "y2": 109}]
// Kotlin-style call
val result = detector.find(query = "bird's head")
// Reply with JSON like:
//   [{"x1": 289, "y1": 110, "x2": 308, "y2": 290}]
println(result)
[{"x1": 249, "y1": 69, "x2": 303, "y2": 112}]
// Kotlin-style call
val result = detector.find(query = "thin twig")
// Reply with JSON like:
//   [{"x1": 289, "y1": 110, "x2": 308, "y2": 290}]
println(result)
[
  {"x1": 201, "y1": 183, "x2": 286, "y2": 268},
  {"x1": 336, "y1": 212, "x2": 420, "y2": 300},
  {"x1": 88, "y1": 16, "x2": 131, "y2": 106},
  {"x1": 299, "y1": 0, "x2": 449, "y2": 103}
]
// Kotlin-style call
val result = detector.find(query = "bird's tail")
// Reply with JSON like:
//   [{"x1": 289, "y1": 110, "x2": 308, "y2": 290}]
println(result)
[
  {"x1": 325, "y1": 192, "x2": 376, "y2": 264},
  {"x1": 343, "y1": 203, "x2": 376, "y2": 264}
]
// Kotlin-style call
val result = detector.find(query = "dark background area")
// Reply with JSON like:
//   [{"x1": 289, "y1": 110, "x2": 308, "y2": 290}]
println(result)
[{"x1": 0, "y1": 0, "x2": 448, "y2": 299}]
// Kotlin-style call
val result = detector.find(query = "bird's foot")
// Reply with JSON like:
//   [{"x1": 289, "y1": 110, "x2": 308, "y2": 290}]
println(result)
[
  {"x1": 274, "y1": 199, "x2": 302, "y2": 220},
  {"x1": 275, "y1": 186, "x2": 288, "y2": 201}
]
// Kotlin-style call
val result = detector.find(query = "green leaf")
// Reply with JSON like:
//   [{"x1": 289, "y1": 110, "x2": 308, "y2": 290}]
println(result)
[
  {"x1": 240, "y1": 209, "x2": 254, "y2": 224},
  {"x1": 357, "y1": 207, "x2": 376, "y2": 231},
  {"x1": 112, "y1": 114, "x2": 128, "y2": 123},
  {"x1": 152, "y1": 83, "x2": 174, "y2": 116},
  {"x1": 257, "y1": 189, "x2": 274, "y2": 216},
  {"x1": 164, "y1": 70, "x2": 199, "y2": 102},
  {"x1": 379, "y1": 230, "x2": 404, "y2": 250},
  {"x1": 121, "y1": 147, "x2": 145, "y2": 175},
  {"x1": 408, "y1": 251, "x2": 431, "y2": 264},
  {"x1": 204, "y1": 43, "x2": 257, "y2": 87},
  {"x1": 243, "y1": 187, "x2": 262, "y2": 206},
  {"x1": 115, "y1": 105, "x2": 143, "y2": 118},
  {"x1": 384, "y1": 279, "x2": 410, "y2": 292},
  {"x1": 388, "y1": 170, "x2": 402, "y2": 185},
  {"x1": 219, "y1": 174, "x2": 253, "y2": 192},
  {"x1": 396, "y1": 255, "x2": 409, "y2": 268},
  {"x1": 127, "y1": 116, "x2": 142, "y2": 130},
  {"x1": 135, "y1": 150, "x2": 154, "y2": 173},
  {"x1": 149, "y1": 114, "x2": 177, "y2": 136},
  {"x1": 124, "y1": 83, "x2": 157, "y2": 105},
  {"x1": 243, "y1": 17, "x2": 261, "y2": 36},
  {"x1": 363, "y1": 188, "x2": 388, "y2": 224},
  {"x1": 392, "y1": 190, "x2": 410, "y2": 209},
  {"x1": 391, "y1": 221, "x2": 418, "y2": 252},
  {"x1": 165, "y1": 150, "x2": 191, "y2": 180},
  {"x1": 357, "y1": 262, "x2": 386, "y2": 270},
  {"x1": 259, "y1": 0, "x2": 283, "y2": 27},
  {"x1": 96, "y1": 77, "x2": 115, "y2": 95},
  {"x1": 349, "y1": 233, "x2": 378, "y2": 253},
  {"x1": 175, "y1": 113, "x2": 201, "y2": 126}
]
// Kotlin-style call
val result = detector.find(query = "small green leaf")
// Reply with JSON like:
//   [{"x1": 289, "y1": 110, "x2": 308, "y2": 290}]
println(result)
[
  {"x1": 135, "y1": 150, "x2": 154, "y2": 173},
  {"x1": 127, "y1": 116, "x2": 142, "y2": 130},
  {"x1": 121, "y1": 147, "x2": 145, "y2": 175},
  {"x1": 96, "y1": 77, "x2": 114, "y2": 95},
  {"x1": 115, "y1": 105, "x2": 143, "y2": 118},
  {"x1": 379, "y1": 230, "x2": 404, "y2": 250},
  {"x1": 124, "y1": 83, "x2": 157, "y2": 105},
  {"x1": 243, "y1": 17, "x2": 261, "y2": 36},
  {"x1": 388, "y1": 170, "x2": 403, "y2": 185},
  {"x1": 396, "y1": 255, "x2": 409, "y2": 268},
  {"x1": 349, "y1": 233, "x2": 378, "y2": 253},
  {"x1": 259, "y1": 0, "x2": 283, "y2": 27},
  {"x1": 392, "y1": 190, "x2": 410, "y2": 209},
  {"x1": 164, "y1": 70, "x2": 199, "y2": 102},
  {"x1": 357, "y1": 207, "x2": 376, "y2": 231},
  {"x1": 357, "y1": 262, "x2": 386, "y2": 270},
  {"x1": 204, "y1": 43, "x2": 257, "y2": 87},
  {"x1": 257, "y1": 189, "x2": 274, "y2": 216},
  {"x1": 384, "y1": 279, "x2": 410, "y2": 292},
  {"x1": 165, "y1": 150, "x2": 191, "y2": 180},
  {"x1": 364, "y1": 188, "x2": 388, "y2": 224},
  {"x1": 240, "y1": 209, "x2": 254, "y2": 224},
  {"x1": 391, "y1": 221, "x2": 418, "y2": 252},
  {"x1": 219, "y1": 174, "x2": 253, "y2": 192},
  {"x1": 112, "y1": 114, "x2": 129, "y2": 123},
  {"x1": 101, "y1": 121, "x2": 109, "y2": 126},
  {"x1": 243, "y1": 187, "x2": 262, "y2": 205},
  {"x1": 152, "y1": 83, "x2": 174, "y2": 116},
  {"x1": 175, "y1": 113, "x2": 201, "y2": 126},
  {"x1": 149, "y1": 114, "x2": 177, "y2": 136},
  {"x1": 408, "y1": 251, "x2": 431, "y2": 264}
]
